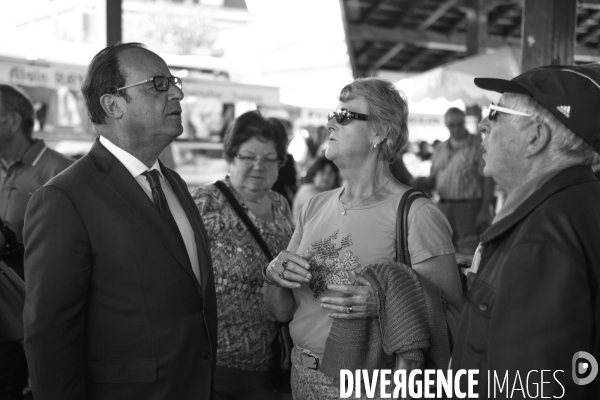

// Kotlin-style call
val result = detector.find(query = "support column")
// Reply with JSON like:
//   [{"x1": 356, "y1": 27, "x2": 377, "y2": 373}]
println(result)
[
  {"x1": 466, "y1": 0, "x2": 487, "y2": 56},
  {"x1": 106, "y1": 0, "x2": 122, "y2": 46},
  {"x1": 521, "y1": 0, "x2": 577, "y2": 71},
  {"x1": 465, "y1": 0, "x2": 487, "y2": 124}
]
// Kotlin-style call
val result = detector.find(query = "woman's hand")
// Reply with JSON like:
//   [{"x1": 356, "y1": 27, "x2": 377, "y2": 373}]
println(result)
[
  {"x1": 266, "y1": 250, "x2": 313, "y2": 289},
  {"x1": 320, "y1": 272, "x2": 378, "y2": 319}
]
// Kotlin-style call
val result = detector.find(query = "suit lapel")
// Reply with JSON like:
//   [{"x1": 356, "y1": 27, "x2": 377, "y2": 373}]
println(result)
[
  {"x1": 88, "y1": 140, "x2": 199, "y2": 288},
  {"x1": 160, "y1": 162, "x2": 210, "y2": 296}
]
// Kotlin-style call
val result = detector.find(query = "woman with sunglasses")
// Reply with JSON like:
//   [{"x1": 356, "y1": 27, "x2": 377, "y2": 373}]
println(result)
[
  {"x1": 191, "y1": 111, "x2": 294, "y2": 400},
  {"x1": 263, "y1": 77, "x2": 464, "y2": 398}
]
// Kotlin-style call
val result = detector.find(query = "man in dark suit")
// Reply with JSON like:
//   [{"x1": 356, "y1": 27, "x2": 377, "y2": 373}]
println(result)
[{"x1": 23, "y1": 43, "x2": 217, "y2": 400}]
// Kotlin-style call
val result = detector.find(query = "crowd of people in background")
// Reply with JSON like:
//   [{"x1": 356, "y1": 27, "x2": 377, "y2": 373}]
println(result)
[{"x1": 1, "y1": 42, "x2": 599, "y2": 400}]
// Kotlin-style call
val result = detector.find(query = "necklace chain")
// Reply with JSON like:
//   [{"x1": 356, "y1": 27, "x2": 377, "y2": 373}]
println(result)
[{"x1": 339, "y1": 180, "x2": 389, "y2": 216}]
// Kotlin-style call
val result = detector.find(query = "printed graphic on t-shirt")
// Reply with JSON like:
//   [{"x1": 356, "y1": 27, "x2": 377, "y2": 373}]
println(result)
[{"x1": 306, "y1": 229, "x2": 361, "y2": 298}]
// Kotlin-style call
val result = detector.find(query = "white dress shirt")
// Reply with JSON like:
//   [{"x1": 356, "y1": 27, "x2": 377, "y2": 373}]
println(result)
[{"x1": 99, "y1": 136, "x2": 201, "y2": 283}]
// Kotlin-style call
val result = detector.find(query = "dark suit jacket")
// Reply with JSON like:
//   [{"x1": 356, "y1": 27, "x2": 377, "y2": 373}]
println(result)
[{"x1": 23, "y1": 139, "x2": 217, "y2": 400}]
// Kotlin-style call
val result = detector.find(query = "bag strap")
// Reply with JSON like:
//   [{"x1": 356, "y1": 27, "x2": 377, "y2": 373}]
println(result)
[
  {"x1": 213, "y1": 180, "x2": 273, "y2": 261},
  {"x1": 395, "y1": 188, "x2": 429, "y2": 267}
]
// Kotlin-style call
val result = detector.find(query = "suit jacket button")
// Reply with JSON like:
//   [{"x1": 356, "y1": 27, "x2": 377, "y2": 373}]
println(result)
[
  {"x1": 201, "y1": 351, "x2": 211, "y2": 360},
  {"x1": 479, "y1": 303, "x2": 488, "y2": 311}
]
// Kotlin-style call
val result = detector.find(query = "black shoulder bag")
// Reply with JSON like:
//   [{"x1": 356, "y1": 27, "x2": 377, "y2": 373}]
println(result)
[
  {"x1": 395, "y1": 188, "x2": 468, "y2": 288},
  {"x1": 395, "y1": 188, "x2": 429, "y2": 266},
  {"x1": 395, "y1": 188, "x2": 468, "y2": 352},
  {"x1": 213, "y1": 180, "x2": 293, "y2": 393}
]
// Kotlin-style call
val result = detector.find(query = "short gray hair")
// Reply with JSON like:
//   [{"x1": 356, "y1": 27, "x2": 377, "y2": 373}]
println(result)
[
  {"x1": 338, "y1": 77, "x2": 409, "y2": 164},
  {"x1": 507, "y1": 93, "x2": 600, "y2": 166},
  {"x1": 0, "y1": 84, "x2": 35, "y2": 139}
]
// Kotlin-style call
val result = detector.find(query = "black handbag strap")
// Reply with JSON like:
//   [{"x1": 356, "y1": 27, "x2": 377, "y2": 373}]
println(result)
[
  {"x1": 395, "y1": 188, "x2": 429, "y2": 267},
  {"x1": 213, "y1": 180, "x2": 273, "y2": 261}
]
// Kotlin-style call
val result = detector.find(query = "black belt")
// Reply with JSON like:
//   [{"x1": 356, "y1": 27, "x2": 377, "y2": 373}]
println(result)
[{"x1": 439, "y1": 198, "x2": 481, "y2": 204}]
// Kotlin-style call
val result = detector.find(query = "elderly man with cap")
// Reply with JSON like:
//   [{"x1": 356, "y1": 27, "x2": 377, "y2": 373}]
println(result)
[{"x1": 452, "y1": 65, "x2": 600, "y2": 399}]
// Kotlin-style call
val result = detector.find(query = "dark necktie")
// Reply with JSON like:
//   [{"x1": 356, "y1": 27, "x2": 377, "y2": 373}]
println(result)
[{"x1": 143, "y1": 170, "x2": 187, "y2": 250}]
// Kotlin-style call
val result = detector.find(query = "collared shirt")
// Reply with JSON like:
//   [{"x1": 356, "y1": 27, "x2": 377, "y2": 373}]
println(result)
[
  {"x1": 0, "y1": 139, "x2": 73, "y2": 241},
  {"x1": 99, "y1": 136, "x2": 200, "y2": 283},
  {"x1": 430, "y1": 134, "x2": 485, "y2": 201},
  {"x1": 470, "y1": 168, "x2": 562, "y2": 275},
  {"x1": 492, "y1": 168, "x2": 563, "y2": 224}
]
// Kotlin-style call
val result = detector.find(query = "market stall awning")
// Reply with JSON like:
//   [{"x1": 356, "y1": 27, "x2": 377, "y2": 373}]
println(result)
[
  {"x1": 184, "y1": 78, "x2": 283, "y2": 108},
  {"x1": 396, "y1": 46, "x2": 521, "y2": 107}
]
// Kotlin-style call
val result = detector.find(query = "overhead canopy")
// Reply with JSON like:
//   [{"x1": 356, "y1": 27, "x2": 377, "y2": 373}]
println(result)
[
  {"x1": 397, "y1": 46, "x2": 521, "y2": 107},
  {"x1": 339, "y1": 0, "x2": 600, "y2": 77}
]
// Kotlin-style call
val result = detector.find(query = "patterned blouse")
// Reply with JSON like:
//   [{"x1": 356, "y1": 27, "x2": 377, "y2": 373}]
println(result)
[{"x1": 191, "y1": 177, "x2": 294, "y2": 371}]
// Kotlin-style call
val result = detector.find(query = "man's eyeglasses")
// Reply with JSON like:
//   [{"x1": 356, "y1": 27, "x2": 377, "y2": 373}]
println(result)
[
  {"x1": 236, "y1": 154, "x2": 282, "y2": 167},
  {"x1": 113, "y1": 76, "x2": 183, "y2": 93},
  {"x1": 328, "y1": 108, "x2": 369, "y2": 124},
  {"x1": 488, "y1": 103, "x2": 532, "y2": 121}
]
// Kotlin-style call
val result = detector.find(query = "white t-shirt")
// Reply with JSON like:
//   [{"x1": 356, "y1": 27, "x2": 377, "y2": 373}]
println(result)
[{"x1": 288, "y1": 187, "x2": 454, "y2": 355}]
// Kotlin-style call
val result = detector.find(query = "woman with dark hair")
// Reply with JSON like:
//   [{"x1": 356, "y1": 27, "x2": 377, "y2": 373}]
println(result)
[
  {"x1": 263, "y1": 78, "x2": 463, "y2": 398},
  {"x1": 191, "y1": 110, "x2": 294, "y2": 399},
  {"x1": 269, "y1": 118, "x2": 299, "y2": 205},
  {"x1": 292, "y1": 156, "x2": 341, "y2": 221}
]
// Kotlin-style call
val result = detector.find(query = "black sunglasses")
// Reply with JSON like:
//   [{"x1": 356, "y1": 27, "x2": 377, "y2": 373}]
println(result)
[
  {"x1": 114, "y1": 76, "x2": 183, "y2": 93},
  {"x1": 328, "y1": 108, "x2": 369, "y2": 124}
]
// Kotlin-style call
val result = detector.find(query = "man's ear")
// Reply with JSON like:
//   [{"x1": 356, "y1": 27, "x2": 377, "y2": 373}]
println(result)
[
  {"x1": 524, "y1": 122, "x2": 551, "y2": 157},
  {"x1": 99, "y1": 94, "x2": 124, "y2": 120},
  {"x1": 7, "y1": 111, "x2": 22, "y2": 134}
]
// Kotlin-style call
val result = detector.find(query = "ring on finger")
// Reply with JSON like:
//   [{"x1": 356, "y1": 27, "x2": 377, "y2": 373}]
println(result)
[
  {"x1": 347, "y1": 306, "x2": 353, "y2": 313},
  {"x1": 278, "y1": 271, "x2": 285, "y2": 279},
  {"x1": 282, "y1": 260, "x2": 289, "y2": 270}
]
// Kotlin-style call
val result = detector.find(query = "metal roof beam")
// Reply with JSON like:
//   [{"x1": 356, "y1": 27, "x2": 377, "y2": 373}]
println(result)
[
  {"x1": 418, "y1": 0, "x2": 461, "y2": 30},
  {"x1": 356, "y1": 44, "x2": 373, "y2": 67},
  {"x1": 394, "y1": 0, "x2": 422, "y2": 26},
  {"x1": 348, "y1": 23, "x2": 517, "y2": 50},
  {"x1": 347, "y1": 23, "x2": 600, "y2": 60},
  {"x1": 366, "y1": 43, "x2": 406, "y2": 75},
  {"x1": 400, "y1": 48, "x2": 430, "y2": 70},
  {"x1": 577, "y1": 10, "x2": 600, "y2": 44},
  {"x1": 580, "y1": 0, "x2": 600, "y2": 9},
  {"x1": 358, "y1": 0, "x2": 388, "y2": 24}
]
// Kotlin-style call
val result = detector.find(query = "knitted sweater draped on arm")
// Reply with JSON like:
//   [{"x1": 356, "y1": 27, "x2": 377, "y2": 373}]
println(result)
[{"x1": 320, "y1": 262, "x2": 450, "y2": 379}]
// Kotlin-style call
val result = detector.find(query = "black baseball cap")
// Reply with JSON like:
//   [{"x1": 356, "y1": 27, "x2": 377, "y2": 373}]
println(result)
[{"x1": 474, "y1": 65, "x2": 600, "y2": 151}]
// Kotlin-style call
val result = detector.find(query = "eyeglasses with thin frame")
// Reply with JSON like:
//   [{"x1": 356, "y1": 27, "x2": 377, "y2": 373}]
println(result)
[
  {"x1": 327, "y1": 108, "x2": 369, "y2": 124},
  {"x1": 113, "y1": 76, "x2": 183, "y2": 93},
  {"x1": 235, "y1": 154, "x2": 283, "y2": 167},
  {"x1": 488, "y1": 103, "x2": 532, "y2": 121}
]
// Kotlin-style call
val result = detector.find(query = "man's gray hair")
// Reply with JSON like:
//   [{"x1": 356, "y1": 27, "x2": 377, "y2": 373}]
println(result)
[
  {"x1": 0, "y1": 84, "x2": 35, "y2": 139},
  {"x1": 507, "y1": 93, "x2": 600, "y2": 166}
]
